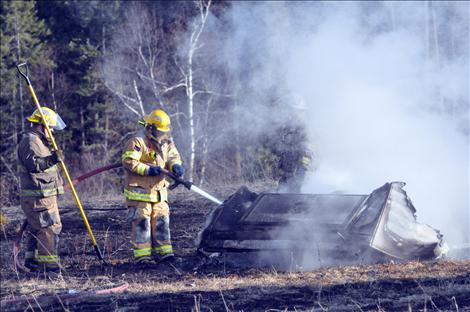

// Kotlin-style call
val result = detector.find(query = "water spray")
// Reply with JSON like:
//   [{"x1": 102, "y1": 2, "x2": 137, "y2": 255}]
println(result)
[
  {"x1": 161, "y1": 168, "x2": 223, "y2": 205},
  {"x1": 187, "y1": 185, "x2": 223, "y2": 205}
]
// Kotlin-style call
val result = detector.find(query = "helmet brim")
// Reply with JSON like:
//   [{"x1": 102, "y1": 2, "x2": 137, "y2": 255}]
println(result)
[{"x1": 156, "y1": 127, "x2": 170, "y2": 133}]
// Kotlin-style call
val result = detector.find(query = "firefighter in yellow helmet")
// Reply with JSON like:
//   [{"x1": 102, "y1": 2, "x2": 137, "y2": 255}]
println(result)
[
  {"x1": 122, "y1": 109, "x2": 185, "y2": 264},
  {"x1": 17, "y1": 107, "x2": 66, "y2": 272}
]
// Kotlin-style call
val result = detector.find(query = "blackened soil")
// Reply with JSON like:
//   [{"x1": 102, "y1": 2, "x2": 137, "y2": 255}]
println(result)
[
  {"x1": 2, "y1": 274, "x2": 469, "y2": 311},
  {"x1": 1, "y1": 186, "x2": 470, "y2": 311}
]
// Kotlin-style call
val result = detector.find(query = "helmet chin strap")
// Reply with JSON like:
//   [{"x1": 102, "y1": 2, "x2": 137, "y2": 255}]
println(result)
[
  {"x1": 32, "y1": 123, "x2": 45, "y2": 134},
  {"x1": 31, "y1": 124, "x2": 53, "y2": 143},
  {"x1": 145, "y1": 124, "x2": 169, "y2": 144},
  {"x1": 145, "y1": 129, "x2": 167, "y2": 146},
  {"x1": 41, "y1": 124, "x2": 54, "y2": 141}
]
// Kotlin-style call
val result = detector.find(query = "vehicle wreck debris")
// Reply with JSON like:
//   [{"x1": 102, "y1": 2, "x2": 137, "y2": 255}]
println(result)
[{"x1": 197, "y1": 182, "x2": 448, "y2": 270}]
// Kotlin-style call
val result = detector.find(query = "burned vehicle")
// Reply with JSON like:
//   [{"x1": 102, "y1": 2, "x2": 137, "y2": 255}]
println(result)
[{"x1": 197, "y1": 182, "x2": 448, "y2": 270}]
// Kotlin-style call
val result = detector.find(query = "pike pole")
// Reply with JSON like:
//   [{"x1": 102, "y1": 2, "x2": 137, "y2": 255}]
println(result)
[{"x1": 16, "y1": 63, "x2": 108, "y2": 266}]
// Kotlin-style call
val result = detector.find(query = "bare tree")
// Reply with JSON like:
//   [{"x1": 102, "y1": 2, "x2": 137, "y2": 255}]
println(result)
[
  {"x1": 176, "y1": 0, "x2": 212, "y2": 181},
  {"x1": 103, "y1": 0, "x2": 233, "y2": 183},
  {"x1": 102, "y1": 3, "x2": 185, "y2": 118}
]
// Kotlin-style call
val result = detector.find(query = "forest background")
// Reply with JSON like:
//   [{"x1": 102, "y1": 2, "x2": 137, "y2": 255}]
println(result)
[
  {"x1": 0, "y1": 0, "x2": 468, "y2": 218},
  {"x1": 1, "y1": 0, "x2": 260, "y2": 206}
]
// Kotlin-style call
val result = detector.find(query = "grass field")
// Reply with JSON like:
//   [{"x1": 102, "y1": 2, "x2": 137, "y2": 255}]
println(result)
[{"x1": 1, "y1": 184, "x2": 469, "y2": 311}]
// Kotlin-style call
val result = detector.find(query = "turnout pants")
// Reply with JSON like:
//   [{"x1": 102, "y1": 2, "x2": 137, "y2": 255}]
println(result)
[
  {"x1": 127, "y1": 200, "x2": 173, "y2": 261},
  {"x1": 20, "y1": 196, "x2": 62, "y2": 268}
]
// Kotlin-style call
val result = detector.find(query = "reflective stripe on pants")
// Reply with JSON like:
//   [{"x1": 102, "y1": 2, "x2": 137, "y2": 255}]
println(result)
[
  {"x1": 127, "y1": 200, "x2": 173, "y2": 259},
  {"x1": 133, "y1": 247, "x2": 152, "y2": 258},
  {"x1": 153, "y1": 245, "x2": 173, "y2": 255},
  {"x1": 37, "y1": 254, "x2": 59, "y2": 263}
]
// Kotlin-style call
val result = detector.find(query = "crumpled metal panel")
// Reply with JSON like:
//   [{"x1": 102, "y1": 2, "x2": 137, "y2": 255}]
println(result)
[
  {"x1": 197, "y1": 182, "x2": 446, "y2": 262},
  {"x1": 369, "y1": 182, "x2": 444, "y2": 259}
]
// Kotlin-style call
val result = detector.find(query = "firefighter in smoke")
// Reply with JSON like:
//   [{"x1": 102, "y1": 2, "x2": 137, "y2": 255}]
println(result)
[
  {"x1": 264, "y1": 124, "x2": 313, "y2": 193},
  {"x1": 122, "y1": 109, "x2": 185, "y2": 264},
  {"x1": 17, "y1": 107, "x2": 66, "y2": 272}
]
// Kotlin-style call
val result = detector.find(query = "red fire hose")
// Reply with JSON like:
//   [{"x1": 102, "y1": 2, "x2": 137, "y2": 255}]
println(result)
[
  {"x1": 69, "y1": 162, "x2": 122, "y2": 187},
  {"x1": 0, "y1": 281, "x2": 129, "y2": 306}
]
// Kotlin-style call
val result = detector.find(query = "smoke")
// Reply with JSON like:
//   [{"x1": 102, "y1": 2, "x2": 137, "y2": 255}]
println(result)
[{"x1": 218, "y1": 2, "x2": 469, "y2": 258}]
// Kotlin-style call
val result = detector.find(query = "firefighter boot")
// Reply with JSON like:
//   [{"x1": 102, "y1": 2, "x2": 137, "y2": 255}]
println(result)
[
  {"x1": 24, "y1": 231, "x2": 39, "y2": 270},
  {"x1": 135, "y1": 255, "x2": 154, "y2": 265},
  {"x1": 24, "y1": 248, "x2": 38, "y2": 270},
  {"x1": 161, "y1": 253, "x2": 183, "y2": 264},
  {"x1": 36, "y1": 233, "x2": 61, "y2": 273},
  {"x1": 39, "y1": 262, "x2": 60, "y2": 273},
  {"x1": 24, "y1": 257, "x2": 39, "y2": 271}
]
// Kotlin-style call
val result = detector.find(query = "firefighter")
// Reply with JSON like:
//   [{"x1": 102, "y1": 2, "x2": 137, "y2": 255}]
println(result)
[
  {"x1": 122, "y1": 109, "x2": 185, "y2": 264},
  {"x1": 17, "y1": 107, "x2": 66, "y2": 272},
  {"x1": 272, "y1": 125, "x2": 313, "y2": 193}
]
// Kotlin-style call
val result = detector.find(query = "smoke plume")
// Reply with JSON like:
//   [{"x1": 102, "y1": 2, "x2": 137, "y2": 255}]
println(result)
[{"x1": 219, "y1": 2, "x2": 469, "y2": 258}]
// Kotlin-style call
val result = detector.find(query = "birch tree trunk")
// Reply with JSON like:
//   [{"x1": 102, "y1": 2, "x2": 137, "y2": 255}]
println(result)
[
  {"x1": 186, "y1": 0, "x2": 211, "y2": 182},
  {"x1": 187, "y1": 49, "x2": 196, "y2": 181}
]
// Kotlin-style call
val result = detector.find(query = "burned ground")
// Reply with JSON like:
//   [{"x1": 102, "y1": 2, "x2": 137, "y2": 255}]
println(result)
[{"x1": 1, "y1": 184, "x2": 469, "y2": 311}]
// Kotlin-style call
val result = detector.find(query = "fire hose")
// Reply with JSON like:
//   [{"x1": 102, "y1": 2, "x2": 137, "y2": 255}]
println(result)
[{"x1": 0, "y1": 281, "x2": 129, "y2": 307}]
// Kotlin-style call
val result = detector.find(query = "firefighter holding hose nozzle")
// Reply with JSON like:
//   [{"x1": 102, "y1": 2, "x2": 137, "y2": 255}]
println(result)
[
  {"x1": 17, "y1": 107, "x2": 66, "y2": 272},
  {"x1": 122, "y1": 108, "x2": 185, "y2": 265}
]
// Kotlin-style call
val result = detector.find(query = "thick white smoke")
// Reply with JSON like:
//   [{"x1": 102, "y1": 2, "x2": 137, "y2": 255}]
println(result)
[{"x1": 222, "y1": 2, "x2": 469, "y2": 257}]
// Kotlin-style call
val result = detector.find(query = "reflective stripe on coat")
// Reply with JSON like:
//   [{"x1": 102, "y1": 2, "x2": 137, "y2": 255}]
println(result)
[{"x1": 121, "y1": 132, "x2": 182, "y2": 203}]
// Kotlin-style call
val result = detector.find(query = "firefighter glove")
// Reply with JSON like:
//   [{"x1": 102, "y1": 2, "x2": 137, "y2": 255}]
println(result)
[
  {"x1": 37, "y1": 150, "x2": 64, "y2": 171},
  {"x1": 148, "y1": 165, "x2": 162, "y2": 176},
  {"x1": 52, "y1": 150, "x2": 64, "y2": 163},
  {"x1": 172, "y1": 164, "x2": 185, "y2": 177}
]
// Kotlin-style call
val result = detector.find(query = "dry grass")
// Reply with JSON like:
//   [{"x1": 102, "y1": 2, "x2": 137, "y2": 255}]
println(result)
[
  {"x1": 1, "y1": 260, "x2": 469, "y2": 311},
  {"x1": 1, "y1": 183, "x2": 469, "y2": 311}
]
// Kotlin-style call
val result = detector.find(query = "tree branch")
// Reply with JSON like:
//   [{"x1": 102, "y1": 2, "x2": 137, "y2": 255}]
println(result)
[
  {"x1": 104, "y1": 83, "x2": 141, "y2": 117},
  {"x1": 193, "y1": 90, "x2": 234, "y2": 97},
  {"x1": 133, "y1": 79, "x2": 145, "y2": 116}
]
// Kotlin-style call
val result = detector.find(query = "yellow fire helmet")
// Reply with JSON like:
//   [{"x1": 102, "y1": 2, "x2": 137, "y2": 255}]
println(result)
[
  {"x1": 143, "y1": 109, "x2": 171, "y2": 132},
  {"x1": 26, "y1": 107, "x2": 66, "y2": 130}
]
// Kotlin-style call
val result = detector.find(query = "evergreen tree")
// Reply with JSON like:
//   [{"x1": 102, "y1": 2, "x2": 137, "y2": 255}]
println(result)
[{"x1": 0, "y1": 0, "x2": 52, "y2": 205}]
